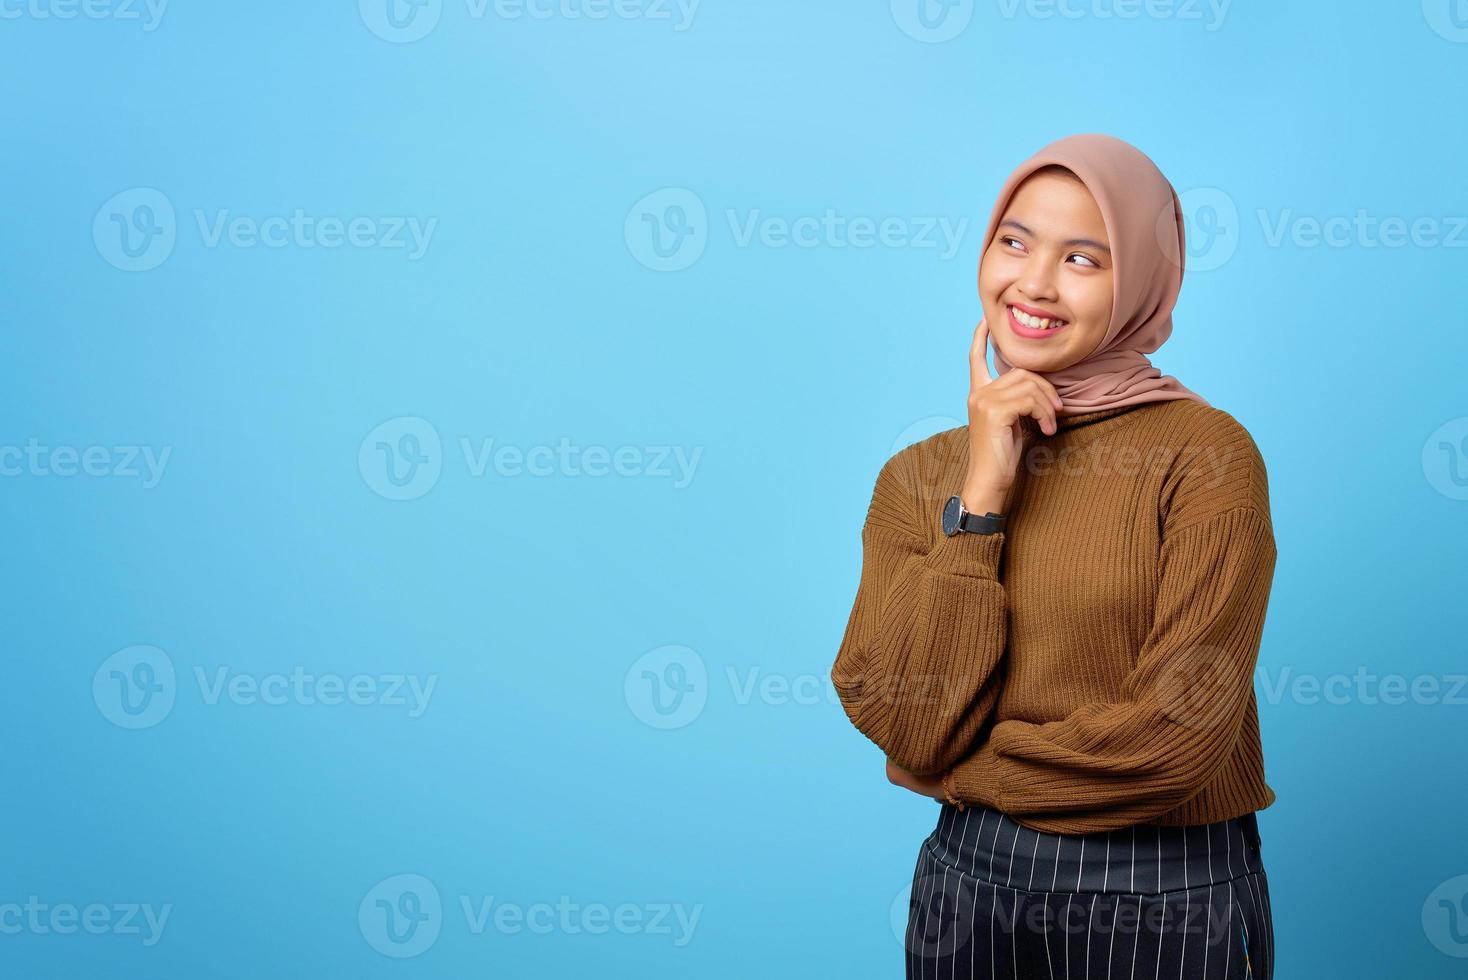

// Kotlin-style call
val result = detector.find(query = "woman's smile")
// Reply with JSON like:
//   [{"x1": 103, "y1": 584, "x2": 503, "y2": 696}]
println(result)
[{"x1": 1006, "y1": 302, "x2": 1071, "y2": 338}]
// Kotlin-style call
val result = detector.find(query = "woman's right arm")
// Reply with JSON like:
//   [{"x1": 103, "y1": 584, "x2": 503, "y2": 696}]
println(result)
[
  {"x1": 831, "y1": 318, "x2": 1063, "y2": 777},
  {"x1": 828, "y1": 448, "x2": 1010, "y2": 777}
]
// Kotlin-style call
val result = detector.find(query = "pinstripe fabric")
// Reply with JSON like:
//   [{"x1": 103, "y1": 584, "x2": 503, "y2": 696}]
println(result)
[{"x1": 905, "y1": 803, "x2": 1273, "y2": 979}]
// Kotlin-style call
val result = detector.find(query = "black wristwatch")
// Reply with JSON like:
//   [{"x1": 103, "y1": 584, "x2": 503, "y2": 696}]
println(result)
[{"x1": 941, "y1": 494, "x2": 1006, "y2": 536}]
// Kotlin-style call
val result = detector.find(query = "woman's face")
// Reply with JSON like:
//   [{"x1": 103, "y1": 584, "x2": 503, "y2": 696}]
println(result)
[{"x1": 978, "y1": 170, "x2": 1115, "y2": 374}]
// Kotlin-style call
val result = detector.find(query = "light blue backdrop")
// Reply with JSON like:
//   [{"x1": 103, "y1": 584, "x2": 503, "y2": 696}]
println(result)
[{"x1": 3, "y1": 1, "x2": 1466, "y2": 976}]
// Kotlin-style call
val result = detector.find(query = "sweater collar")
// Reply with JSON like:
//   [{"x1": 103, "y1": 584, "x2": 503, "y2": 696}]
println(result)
[
  {"x1": 1020, "y1": 401, "x2": 1155, "y2": 439},
  {"x1": 1056, "y1": 403, "x2": 1148, "y2": 431}
]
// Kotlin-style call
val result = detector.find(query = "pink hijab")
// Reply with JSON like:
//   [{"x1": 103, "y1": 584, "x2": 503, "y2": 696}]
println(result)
[{"x1": 977, "y1": 133, "x2": 1210, "y2": 417}]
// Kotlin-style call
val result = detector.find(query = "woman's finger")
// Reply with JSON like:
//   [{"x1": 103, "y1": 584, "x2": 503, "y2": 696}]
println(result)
[
  {"x1": 969, "y1": 318, "x2": 997, "y2": 391},
  {"x1": 1007, "y1": 367, "x2": 1064, "y2": 411}
]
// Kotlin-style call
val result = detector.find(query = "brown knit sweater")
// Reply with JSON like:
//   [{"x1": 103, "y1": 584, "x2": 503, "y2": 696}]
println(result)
[{"x1": 830, "y1": 399, "x2": 1278, "y2": 834}]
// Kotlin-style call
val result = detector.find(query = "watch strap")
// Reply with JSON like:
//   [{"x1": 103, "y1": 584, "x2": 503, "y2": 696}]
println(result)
[{"x1": 958, "y1": 508, "x2": 1005, "y2": 535}]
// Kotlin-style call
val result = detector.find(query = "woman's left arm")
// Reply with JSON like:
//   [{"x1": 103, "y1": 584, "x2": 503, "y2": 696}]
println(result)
[{"x1": 940, "y1": 503, "x2": 1277, "y2": 829}]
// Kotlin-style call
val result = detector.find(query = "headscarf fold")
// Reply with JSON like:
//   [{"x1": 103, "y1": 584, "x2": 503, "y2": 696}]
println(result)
[{"x1": 978, "y1": 133, "x2": 1210, "y2": 417}]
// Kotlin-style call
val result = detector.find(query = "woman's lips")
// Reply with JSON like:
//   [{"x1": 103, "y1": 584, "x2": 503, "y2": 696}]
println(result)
[{"x1": 1006, "y1": 303, "x2": 1070, "y2": 339}]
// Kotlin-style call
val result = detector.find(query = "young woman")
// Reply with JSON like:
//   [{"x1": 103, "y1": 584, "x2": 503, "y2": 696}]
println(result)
[{"x1": 831, "y1": 133, "x2": 1277, "y2": 979}]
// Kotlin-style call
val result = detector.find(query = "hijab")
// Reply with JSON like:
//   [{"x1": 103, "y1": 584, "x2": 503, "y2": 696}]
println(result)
[{"x1": 977, "y1": 133, "x2": 1211, "y2": 417}]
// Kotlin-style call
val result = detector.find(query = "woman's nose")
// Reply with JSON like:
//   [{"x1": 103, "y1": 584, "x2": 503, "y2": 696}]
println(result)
[{"x1": 1018, "y1": 259, "x2": 1058, "y2": 299}]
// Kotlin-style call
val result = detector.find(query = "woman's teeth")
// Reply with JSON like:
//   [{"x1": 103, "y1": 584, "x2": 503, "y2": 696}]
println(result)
[{"x1": 1010, "y1": 305, "x2": 1067, "y2": 330}]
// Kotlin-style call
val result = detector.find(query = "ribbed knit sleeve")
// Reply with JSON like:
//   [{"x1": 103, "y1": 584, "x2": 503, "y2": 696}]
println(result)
[
  {"x1": 940, "y1": 505, "x2": 1277, "y2": 833},
  {"x1": 829, "y1": 448, "x2": 1009, "y2": 776}
]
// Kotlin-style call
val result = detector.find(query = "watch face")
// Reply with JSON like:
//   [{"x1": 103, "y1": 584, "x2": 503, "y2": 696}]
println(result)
[{"x1": 941, "y1": 495, "x2": 962, "y2": 536}]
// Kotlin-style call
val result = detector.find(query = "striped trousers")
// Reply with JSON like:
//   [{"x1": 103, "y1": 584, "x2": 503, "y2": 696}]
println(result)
[{"x1": 905, "y1": 803, "x2": 1273, "y2": 979}]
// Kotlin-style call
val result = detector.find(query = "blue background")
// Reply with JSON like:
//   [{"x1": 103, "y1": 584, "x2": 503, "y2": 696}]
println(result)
[{"x1": 3, "y1": 1, "x2": 1467, "y2": 976}]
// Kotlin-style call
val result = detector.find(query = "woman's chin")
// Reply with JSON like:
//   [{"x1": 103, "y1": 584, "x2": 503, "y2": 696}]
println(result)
[{"x1": 993, "y1": 344, "x2": 1074, "y2": 374}]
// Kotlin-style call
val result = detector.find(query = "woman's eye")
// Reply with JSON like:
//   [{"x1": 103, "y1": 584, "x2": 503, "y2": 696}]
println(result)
[{"x1": 1068, "y1": 253, "x2": 1099, "y2": 268}]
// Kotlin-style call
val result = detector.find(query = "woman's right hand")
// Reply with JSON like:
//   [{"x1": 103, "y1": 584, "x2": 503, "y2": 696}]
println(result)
[{"x1": 962, "y1": 318, "x2": 1063, "y2": 513}]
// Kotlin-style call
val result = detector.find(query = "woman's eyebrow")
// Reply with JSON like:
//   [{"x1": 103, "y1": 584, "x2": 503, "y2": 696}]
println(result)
[{"x1": 999, "y1": 219, "x2": 1112, "y2": 254}]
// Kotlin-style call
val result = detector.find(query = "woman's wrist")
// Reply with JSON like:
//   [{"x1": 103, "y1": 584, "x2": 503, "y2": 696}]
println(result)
[
  {"x1": 960, "y1": 482, "x2": 1007, "y2": 516},
  {"x1": 940, "y1": 770, "x2": 966, "y2": 810}
]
